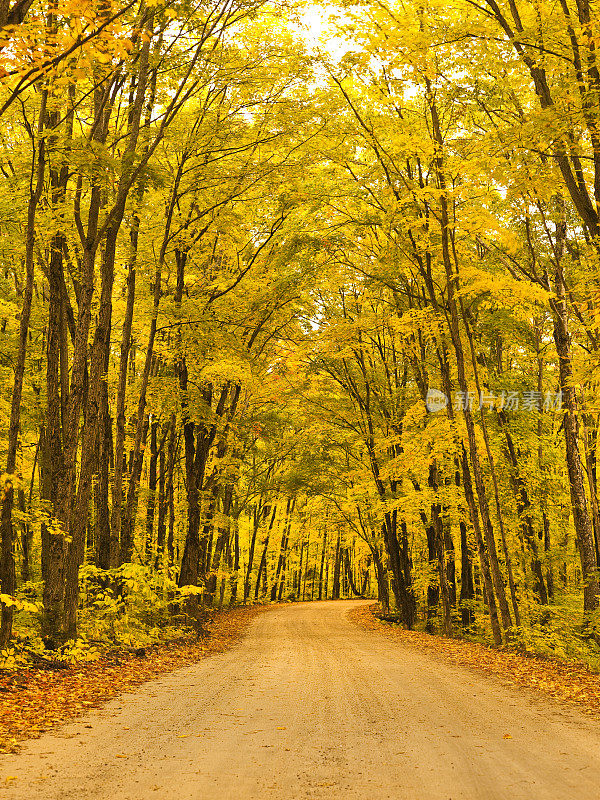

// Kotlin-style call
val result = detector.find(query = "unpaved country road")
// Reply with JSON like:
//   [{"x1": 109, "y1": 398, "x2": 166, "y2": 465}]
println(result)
[{"x1": 2, "y1": 601, "x2": 600, "y2": 800}]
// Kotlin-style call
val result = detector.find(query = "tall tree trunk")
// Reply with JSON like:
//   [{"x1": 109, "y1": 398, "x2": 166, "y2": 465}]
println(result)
[
  {"x1": 302, "y1": 531, "x2": 311, "y2": 600},
  {"x1": 119, "y1": 415, "x2": 149, "y2": 563},
  {"x1": 270, "y1": 498, "x2": 293, "y2": 601},
  {"x1": 229, "y1": 513, "x2": 240, "y2": 605},
  {"x1": 456, "y1": 458, "x2": 475, "y2": 626},
  {"x1": 111, "y1": 206, "x2": 141, "y2": 562},
  {"x1": 17, "y1": 488, "x2": 32, "y2": 585},
  {"x1": 145, "y1": 418, "x2": 159, "y2": 563},
  {"x1": 2, "y1": 92, "x2": 47, "y2": 645},
  {"x1": 344, "y1": 548, "x2": 364, "y2": 596},
  {"x1": 550, "y1": 211, "x2": 599, "y2": 617},
  {"x1": 459, "y1": 520, "x2": 475, "y2": 625},
  {"x1": 318, "y1": 528, "x2": 327, "y2": 601},
  {"x1": 425, "y1": 84, "x2": 512, "y2": 640},
  {"x1": 244, "y1": 503, "x2": 264, "y2": 603},
  {"x1": 444, "y1": 520, "x2": 457, "y2": 607},
  {"x1": 324, "y1": 545, "x2": 330, "y2": 600},
  {"x1": 498, "y1": 409, "x2": 548, "y2": 604},
  {"x1": 156, "y1": 417, "x2": 172, "y2": 570},
  {"x1": 297, "y1": 535, "x2": 305, "y2": 599},
  {"x1": 461, "y1": 445, "x2": 503, "y2": 645},
  {"x1": 462, "y1": 309, "x2": 521, "y2": 627},
  {"x1": 95, "y1": 346, "x2": 113, "y2": 569},
  {"x1": 425, "y1": 519, "x2": 440, "y2": 631},
  {"x1": 429, "y1": 462, "x2": 451, "y2": 634},
  {"x1": 178, "y1": 359, "x2": 201, "y2": 586},
  {"x1": 372, "y1": 545, "x2": 389, "y2": 612},
  {"x1": 332, "y1": 531, "x2": 342, "y2": 600},
  {"x1": 535, "y1": 336, "x2": 554, "y2": 599},
  {"x1": 277, "y1": 536, "x2": 290, "y2": 602}
]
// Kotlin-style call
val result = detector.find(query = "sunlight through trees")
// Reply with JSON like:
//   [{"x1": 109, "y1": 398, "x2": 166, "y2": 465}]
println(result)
[{"x1": 1, "y1": 0, "x2": 600, "y2": 668}]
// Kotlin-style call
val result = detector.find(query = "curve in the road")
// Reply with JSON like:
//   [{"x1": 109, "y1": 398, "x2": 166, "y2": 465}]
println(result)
[{"x1": 2, "y1": 600, "x2": 600, "y2": 800}]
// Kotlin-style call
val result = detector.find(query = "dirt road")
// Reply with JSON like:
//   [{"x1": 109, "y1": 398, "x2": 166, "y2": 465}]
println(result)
[{"x1": 2, "y1": 600, "x2": 600, "y2": 799}]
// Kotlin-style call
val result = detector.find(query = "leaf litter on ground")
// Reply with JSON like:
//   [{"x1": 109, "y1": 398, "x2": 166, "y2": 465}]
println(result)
[
  {"x1": 0, "y1": 606, "x2": 262, "y2": 754},
  {"x1": 350, "y1": 604, "x2": 600, "y2": 715}
]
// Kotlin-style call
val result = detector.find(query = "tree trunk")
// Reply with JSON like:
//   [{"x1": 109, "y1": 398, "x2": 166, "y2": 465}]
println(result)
[
  {"x1": 344, "y1": 548, "x2": 364, "y2": 596},
  {"x1": 459, "y1": 520, "x2": 475, "y2": 626},
  {"x1": 95, "y1": 368, "x2": 112, "y2": 569},
  {"x1": 255, "y1": 502, "x2": 278, "y2": 600},
  {"x1": 332, "y1": 531, "x2": 342, "y2": 600},
  {"x1": 145, "y1": 418, "x2": 159, "y2": 563},
  {"x1": 302, "y1": 531, "x2": 311, "y2": 600},
  {"x1": 498, "y1": 409, "x2": 548, "y2": 604},
  {"x1": 429, "y1": 462, "x2": 451, "y2": 634},
  {"x1": 318, "y1": 528, "x2": 327, "y2": 600},
  {"x1": 297, "y1": 535, "x2": 305, "y2": 600},
  {"x1": 155, "y1": 417, "x2": 171, "y2": 570},
  {"x1": 462, "y1": 309, "x2": 521, "y2": 628},
  {"x1": 461, "y1": 445, "x2": 502, "y2": 645},
  {"x1": 244, "y1": 503, "x2": 263, "y2": 603},
  {"x1": 551, "y1": 249, "x2": 599, "y2": 615},
  {"x1": 2, "y1": 92, "x2": 46, "y2": 646},
  {"x1": 425, "y1": 520, "x2": 440, "y2": 631},
  {"x1": 17, "y1": 489, "x2": 32, "y2": 585},
  {"x1": 427, "y1": 85, "x2": 512, "y2": 641},
  {"x1": 111, "y1": 196, "x2": 143, "y2": 556},
  {"x1": 166, "y1": 418, "x2": 177, "y2": 566},
  {"x1": 270, "y1": 498, "x2": 293, "y2": 601},
  {"x1": 229, "y1": 513, "x2": 240, "y2": 605},
  {"x1": 372, "y1": 545, "x2": 389, "y2": 612}
]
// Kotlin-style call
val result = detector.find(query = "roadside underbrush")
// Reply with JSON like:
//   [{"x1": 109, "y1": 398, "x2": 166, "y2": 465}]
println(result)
[
  {"x1": 0, "y1": 602, "x2": 262, "y2": 754},
  {"x1": 0, "y1": 563, "x2": 249, "y2": 672},
  {"x1": 0, "y1": 564, "x2": 265, "y2": 754}
]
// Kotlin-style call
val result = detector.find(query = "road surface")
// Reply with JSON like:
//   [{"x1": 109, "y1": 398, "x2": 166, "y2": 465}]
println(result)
[{"x1": 2, "y1": 600, "x2": 600, "y2": 799}]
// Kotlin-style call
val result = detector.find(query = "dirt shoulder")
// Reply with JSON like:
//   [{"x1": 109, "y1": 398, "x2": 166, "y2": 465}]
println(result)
[
  {"x1": 0, "y1": 605, "x2": 263, "y2": 754},
  {"x1": 349, "y1": 603, "x2": 600, "y2": 716}
]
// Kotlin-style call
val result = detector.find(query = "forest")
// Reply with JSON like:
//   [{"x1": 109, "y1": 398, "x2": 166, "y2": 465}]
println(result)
[{"x1": 1, "y1": 0, "x2": 600, "y2": 668}]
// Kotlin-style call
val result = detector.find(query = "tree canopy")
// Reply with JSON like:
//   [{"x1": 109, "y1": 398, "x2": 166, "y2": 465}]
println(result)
[{"x1": 2, "y1": 0, "x2": 600, "y2": 667}]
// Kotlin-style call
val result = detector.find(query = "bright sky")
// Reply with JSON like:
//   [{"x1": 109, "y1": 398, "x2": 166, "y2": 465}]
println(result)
[{"x1": 298, "y1": 4, "x2": 350, "y2": 60}]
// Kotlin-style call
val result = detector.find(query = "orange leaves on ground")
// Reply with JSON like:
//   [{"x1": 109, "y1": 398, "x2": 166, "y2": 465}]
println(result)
[
  {"x1": 351, "y1": 604, "x2": 600, "y2": 715},
  {"x1": 0, "y1": 606, "x2": 261, "y2": 754}
]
